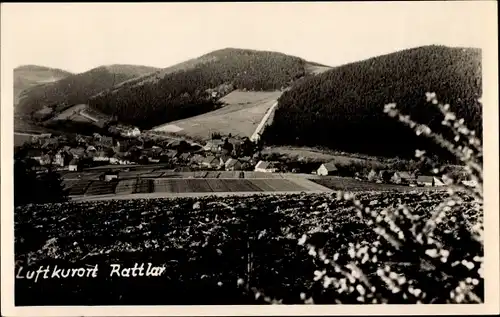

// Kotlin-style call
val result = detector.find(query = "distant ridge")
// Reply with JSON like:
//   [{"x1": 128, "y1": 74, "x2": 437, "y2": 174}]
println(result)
[{"x1": 15, "y1": 64, "x2": 160, "y2": 115}]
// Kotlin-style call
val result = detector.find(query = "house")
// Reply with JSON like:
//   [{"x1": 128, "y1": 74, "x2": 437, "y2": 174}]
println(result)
[
  {"x1": 75, "y1": 134, "x2": 89, "y2": 144},
  {"x1": 317, "y1": 162, "x2": 338, "y2": 176},
  {"x1": 254, "y1": 160, "x2": 278, "y2": 173},
  {"x1": 93, "y1": 151, "x2": 110, "y2": 162},
  {"x1": 202, "y1": 155, "x2": 220, "y2": 168},
  {"x1": 366, "y1": 169, "x2": 379, "y2": 181},
  {"x1": 52, "y1": 152, "x2": 65, "y2": 167},
  {"x1": 69, "y1": 147, "x2": 86, "y2": 158},
  {"x1": 86, "y1": 145, "x2": 97, "y2": 153},
  {"x1": 190, "y1": 154, "x2": 205, "y2": 165},
  {"x1": 37, "y1": 154, "x2": 52, "y2": 166},
  {"x1": 68, "y1": 159, "x2": 79, "y2": 171},
  {"x1": 416, "y1": 176, "x2": 445, "y2": 187},
  {"x1": 225, "y1": 158, "x2": 243, "y2": 171},
  {"x1": 99, "y1": 136, "x2": 114, "y2": 147},
  {"x1": 41, "y1": 138, "x2": 59, "y2": 149},
  {"x1": 204, "y1": 139, "x2": 224, "y2": 152},
  {"x1": 219, "y1": 154, "x2": 232, "y2": 166},
  {"x1": 396, "y1": 171, "x2": 416, "y2": 185},
  {"x1": 179, "y1": 152, "x2": 191, "y2": 162},
  {"x1": 122, "y1": 127, "x2": 141, "y2": 138},
  {"x1": 221, "y1": 139, "x2": 234, "y2": 155}
]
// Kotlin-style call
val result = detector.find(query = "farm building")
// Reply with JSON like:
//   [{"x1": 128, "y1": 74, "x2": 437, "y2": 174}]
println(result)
[
  {"x1": 202, "y1": 156, "x2": 220, "y2": 168},
  {"x1": 317, "y1": 162, "x2": 338, "y2": 176},
  {"x1": 395, "y1": 171, "x2": 416, "y2": 184},
  {"x1": 255, "y1": 161, "x2": 278, "y2": 173},
  {"x1": 416, "y1": 176, "x2": 445, "y2": 187},
  {"x1": 225, "y1": 158, "x2": 243, "y2": 171},
  {"x1": 68, "y1": 159, "x2": 79, "y2": 171}
]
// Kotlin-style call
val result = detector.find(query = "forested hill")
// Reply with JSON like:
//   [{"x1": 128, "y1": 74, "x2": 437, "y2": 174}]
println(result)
[
  {"x1": 88, "y1": 48, "x2": 322, "y2": 129},
  {"x1": 263, "y1": 45, "x2": 482, "y2": 159},
  {"x1": 14, "y1": 65, "x2": 73, "y2": 105},
  {"x1": 15, "y1": 64, "x2": 159, "y2": 116}
]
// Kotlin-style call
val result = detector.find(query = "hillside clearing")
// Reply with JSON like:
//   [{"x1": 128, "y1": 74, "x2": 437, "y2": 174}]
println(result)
[
  {"x1": 262, "y1": 146, "x2": 387, "y2": 167},
  {"x1": 152, "y1": 90, "x2": 282, "y2": 140}
]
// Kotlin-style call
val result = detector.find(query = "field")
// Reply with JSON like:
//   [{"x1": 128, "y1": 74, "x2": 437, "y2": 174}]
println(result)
[
  {"x1": 64, "y1": 176, "x2": 327, "y2": 199},
  {"x1": 45, "y1": 104, "x2": 110, "y2": 127},
  {"x1": 152, "y1": 90, "x2": 282, "y2": 139},
  {"x1": 60, "y1": 167, "x2": 450, "y2": 199},
  {"x1": 14, "y1": 191, "x2": 481, "y2": 305},
  {"x1": 262, "y1": 146, "x2": 387, "y2": 166},
  {"x1": 312, "y1": 176, "x2": 446, "y2": 192}
]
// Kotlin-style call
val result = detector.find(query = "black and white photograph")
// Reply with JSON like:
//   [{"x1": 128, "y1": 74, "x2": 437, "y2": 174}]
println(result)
[{"x1": 1, "y1": 1, "x2": 499, "y2": 316}]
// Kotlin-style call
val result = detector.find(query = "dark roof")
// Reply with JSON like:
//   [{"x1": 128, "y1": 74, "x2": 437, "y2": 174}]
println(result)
[
  {"x1": 256, "y1": 161, "x2": 273, "y2": 169},
  {"x1": 27, "y1": 149, "x2": 44, "y2": 157},
  {"x1": 226, "y1": 158, "x2": 241, "y2": 168},
  {"x1": 417, "y1": 175, "x2": 435, "y2": 182},
  {"x1": 69, "y1": 158, "x2": 79, "y2": 165},
  {"x1": 203, "y1": 156, "x2": 218, "y2": 164},
  {"x1": 397, "y1": 171, "x2": 415, "y2": 179},
  {"x1": 321, "y1": 161, "x2": 338, "y2": 171}
]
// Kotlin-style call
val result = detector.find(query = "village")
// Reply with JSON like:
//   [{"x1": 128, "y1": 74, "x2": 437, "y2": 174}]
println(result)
[{"x1": 14, "y1": 122, "x2": 471, "y2": 199}]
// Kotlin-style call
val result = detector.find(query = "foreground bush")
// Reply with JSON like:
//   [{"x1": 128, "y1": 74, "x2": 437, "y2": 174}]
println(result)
[{"x1": 240, "y1": 92, "x2": 483, "y2": 304}]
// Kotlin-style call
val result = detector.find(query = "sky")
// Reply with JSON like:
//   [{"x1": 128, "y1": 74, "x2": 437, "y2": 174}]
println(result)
[{"x1": 1, "y1": 1, "x2": 495, "y2": 74}]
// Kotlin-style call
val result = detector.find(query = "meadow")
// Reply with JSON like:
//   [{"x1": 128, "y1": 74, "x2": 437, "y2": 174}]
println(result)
[{"x1": 152, "y1": 90, "x2": 282, "y2": 140}]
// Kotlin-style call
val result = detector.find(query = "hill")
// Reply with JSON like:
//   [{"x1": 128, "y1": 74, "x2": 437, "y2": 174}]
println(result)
[
  {"x1": 14, "y1": 65, "x2": 72, "y2": 105},
  {"x1": 15, "y1": 64, "x2": 159, "y2": 116},
  {"x1": 88, "y1": 48, "x2": 327, "y2": 129},
  {"x1": 263, "y1": 45, "x2": 482, "y2": 159}
]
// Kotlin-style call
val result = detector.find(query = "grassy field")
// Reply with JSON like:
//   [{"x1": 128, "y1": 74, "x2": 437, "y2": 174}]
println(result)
[
  {"x1": 262, "y1": 146, "x2": 387, "y2": 167},
  {"x1": 152, "y1": 90, "x2": 282, "y2": 139},
  {"x1": 15, "y1": 191, "x2": 481, "y2": 305}
]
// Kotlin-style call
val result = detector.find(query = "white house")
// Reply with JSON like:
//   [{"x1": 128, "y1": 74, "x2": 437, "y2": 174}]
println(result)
[
  {"x1": 317, "y1": 162, "x2": 338, "y2": 176},
  {"x1": 254, "y1": 161, "x2": 277, "y2": 173},
  {"x1": 68, "y1": 159, "x2": 79, "y2": 171}
]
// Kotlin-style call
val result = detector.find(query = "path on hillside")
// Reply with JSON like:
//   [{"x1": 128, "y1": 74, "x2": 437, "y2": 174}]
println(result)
[{"x1": 250, "y1": 101, "x2": 278, "y2": 142}]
